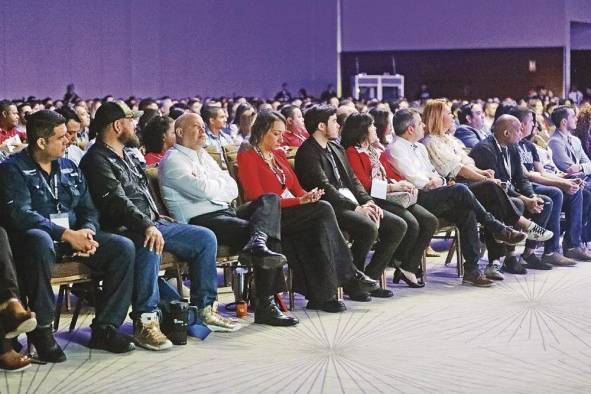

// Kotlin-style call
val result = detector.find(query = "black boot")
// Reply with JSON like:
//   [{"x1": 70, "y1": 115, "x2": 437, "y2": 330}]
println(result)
[
  {"x1": 27, "y1": 326, "x2": 66, "y2": 363},
  {"x1": 254, "y1": 296, "x2": 299, "y2": 327},
  {"x1": 239, "y1": 231, "x2": 287, "y2": 269}
]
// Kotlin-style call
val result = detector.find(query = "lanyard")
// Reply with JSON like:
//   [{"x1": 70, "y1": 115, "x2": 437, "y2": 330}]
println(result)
[
  {"x1": 39, "y1": 171, "x2": 64, "y2": 212},
  {"x1": 493, "y1": 137, "x2": 512, "y2": 180},
  {"x1": 254, "y1": 146, "x2": 286, "y2": 189},
  {"x1": 325, "y1": 147, "x2": 343, "y2": 188}
]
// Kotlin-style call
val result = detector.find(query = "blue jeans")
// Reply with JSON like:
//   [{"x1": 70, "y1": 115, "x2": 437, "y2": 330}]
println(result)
[
  {"x1": 127, "y1": 219, "x2": 218, "y2": 318},
  {"x1": 531, "y1": 183, "x2": 582, "y2": 253},
  {"x1": 12, "y1": 229, "x2": 134, "y2": 328}
]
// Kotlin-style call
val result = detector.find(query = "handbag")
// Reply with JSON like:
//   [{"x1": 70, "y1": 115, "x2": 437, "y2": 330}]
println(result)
[{"x1": 385, "y1": 191, "x2": 417, "y2": 208}]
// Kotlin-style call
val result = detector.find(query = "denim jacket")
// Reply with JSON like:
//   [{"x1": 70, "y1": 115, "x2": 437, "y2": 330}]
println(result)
[{"x1": 0, "y1": 149, "x2": 98, "y2": 240}]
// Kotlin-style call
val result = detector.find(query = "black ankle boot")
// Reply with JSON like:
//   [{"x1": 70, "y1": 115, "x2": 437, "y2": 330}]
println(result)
[
  {"x1": 254, "y1": 296, "x2": 298, "y2": 327},
  {"x1": 28, "y1": 326, "x2": 66, "y2": 363},
  {"x1": 240, "y1": 231, "x2": 287, "y2": 269}
]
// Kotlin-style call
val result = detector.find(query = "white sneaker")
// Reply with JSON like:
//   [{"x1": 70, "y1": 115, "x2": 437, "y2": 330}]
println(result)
[
  {"x1": 526, "y1": 223, "x2": 553, "y2": 242},
  {"x1": 200, "y1": 304, "x2": 241, "y2": 332},
  {"x1": 484, "y1": 263, "x2": 504, "y2": 280},
  {"x1": 134, "y1": 312, "x2": 173, "y2": 351}
]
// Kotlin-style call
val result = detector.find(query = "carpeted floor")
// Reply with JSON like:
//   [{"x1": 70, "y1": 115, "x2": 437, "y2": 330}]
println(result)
[{"x1": 3, "y1": 252, "x2": 591, "y2": 393}]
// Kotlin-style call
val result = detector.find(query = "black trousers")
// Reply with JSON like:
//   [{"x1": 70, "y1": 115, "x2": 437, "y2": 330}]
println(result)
[
  {"x1": 418, "y1": 184, "x2": 482, "y2": 272},
  {"x1": 189, "y1": 193, "x2": 285, "y2": 297},
  {"x1": 281, "y1": 201, "x2": 355, "y2": 303},
  {"x1": 375, "y1": 200, "x2": 438, "y2": 272},
  {"x1": 468, "y1": 181, "x2": 523, "y2": 262},
  {"x1": 0, "y1": 227, "x2": 21, "y2": 353},
  {"x1": 335, "y1": 204, "x2": 407, "y2": 280}
]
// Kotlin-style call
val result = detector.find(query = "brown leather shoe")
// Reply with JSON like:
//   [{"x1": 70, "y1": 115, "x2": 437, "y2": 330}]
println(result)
[
  {"x1": 0, "y1": 299, "x2": 37, "y2": 339},
  {"x1": 564, "y1": 247, "x2": 591, "y2": 262},
  {"x1": 492, "y1": 228, "x2": 527, "y2": 246},
  {"x1": 0, "y1": 350, "x2": 31, "y2": 372},
  {"x1": 462, "y1": 270, "x2": 494, "y2": 287}
]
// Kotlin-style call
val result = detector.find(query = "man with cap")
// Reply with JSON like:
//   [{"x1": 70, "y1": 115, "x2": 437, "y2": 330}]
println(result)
[
  {"x1": 80, "y1": 101, "x2": 240, "y2": 351},
  {"x1": 0, "y1": 110, "x2": 136, "y2": 362}
]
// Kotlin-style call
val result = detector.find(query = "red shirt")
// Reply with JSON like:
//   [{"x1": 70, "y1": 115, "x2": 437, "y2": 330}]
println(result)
[
  {"x1": 0, "y1": 127, "x2": 26, "y2": 144},
  {"x1": 345, "y1": 146, "x2": 402, "y2": 192},
  {"x1": 237, "y1": 148, "x2": 306, "y2": 208},
  {"x1": 145, "y1": 151, "x2": 164, "y2": 166},
  {"x1": 281, "y1": 129, "x2": 309, "y2": 148}
]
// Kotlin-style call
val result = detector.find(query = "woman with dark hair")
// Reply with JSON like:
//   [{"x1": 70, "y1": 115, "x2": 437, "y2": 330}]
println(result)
[
  {"x1": 143, "y1": 116, "x2": 175, "y2": 166},
  {"x1": 575, "y1": 103, "x2": 591, "y2": 159},
  {"x1": 232, "y1": 105, "x2": 256, "y2": 145},
  {"x1": 341, "y1": 112, "x2": 437, "y2": 287},
  {"x1": 237, "y1": 111, "x2": 379, "y2": 312},
  {"x1": 280, "y1": 105, "x2": 309, "y2": 147}
]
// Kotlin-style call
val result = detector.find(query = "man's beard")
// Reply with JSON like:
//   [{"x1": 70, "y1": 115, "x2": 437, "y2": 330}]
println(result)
[{"x1": 120, "y1": 132, "x2": 140, "y2": 148}]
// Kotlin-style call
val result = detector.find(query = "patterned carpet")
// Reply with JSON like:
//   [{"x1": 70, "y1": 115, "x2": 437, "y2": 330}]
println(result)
[{"x1": 3, "y1": 253, "x2": 591, "y2": 394}]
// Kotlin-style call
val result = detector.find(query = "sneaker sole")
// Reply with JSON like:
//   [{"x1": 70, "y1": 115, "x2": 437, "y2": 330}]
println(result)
[
  {"x1": 484, "y1": 275, "x2": 504, "y2": 281},
  {"x1": 134, "y1": 340, "x2": 173, "y2": 351},
  {"x1": 5, "y1": 318, "x2": 38, "y2": 339},
  {"x1": 206, "y1": 324, "x2": 242, "y2": 333},
  {"x1": 462, "y1": 280, "x2": 494, "y2": 287}
]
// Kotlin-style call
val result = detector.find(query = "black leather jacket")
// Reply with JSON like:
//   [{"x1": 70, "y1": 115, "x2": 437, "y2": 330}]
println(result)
[{"x1": 80, "y1": 141, "x2": 159, "y2": 233}]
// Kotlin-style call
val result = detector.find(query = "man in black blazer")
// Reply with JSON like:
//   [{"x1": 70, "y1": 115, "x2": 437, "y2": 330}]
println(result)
[
  {"x1": 470, "y1": 115, "x2": 556, "y2": 274},
  {"x1": 295, "y1": 105, "x2": 406, "y2": 300}
]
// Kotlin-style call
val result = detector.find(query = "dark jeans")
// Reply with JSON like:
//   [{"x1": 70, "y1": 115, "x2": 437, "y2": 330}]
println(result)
[
  {"x1": 532, "y1": 183, "x2": 582, "y2": 252},
  {"x1": 189, "y1": 194, "x2": 286, "y2": 297},
  {"x1": 281, "y1": 201, "x2": 354, "y2": 302},
  {"x1": 12, "y1": 229, "x2": 134, "y2": 329},
  {"x1": 0, "y1": 227, "x2": 21, "y2": 353},
  {"x1": 123, "y1": 219, "x2": 218, "y2": 317},
  {"x1": 582, "y1": 186, "x2": 591, "y2": 243},
  {"x1": 418, "y1": 184, "x2": 483, "y2": 271},
  {"x1": 335, "y1": 204, "x2": 407, "y2": 280},
  {"x1": 486, "y1": 198, "x2": 524, "y2": 262},
  {"x1": 375, "y1": 200, "x2": 438, "y2": 272}
]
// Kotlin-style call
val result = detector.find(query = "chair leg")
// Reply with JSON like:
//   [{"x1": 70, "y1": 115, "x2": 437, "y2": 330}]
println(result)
[
  {"x1": 287, "y1": 268, "x2": 295, "y2": 312},
  {"x1": 444, "y1": 237, "x2": 457, "y2": 266},
  {"x1": 175, "y1": 265, "x2": 183, "y2": 296},
  {"x1": 69, "y1": 296, "x2": 84, "y2": 332},
  {"x1": 379, "y1": 272, "x2": 387, "y2": 289},
  {"x1": 456, "y1": 228, "x2": 464, "y2": 277},
  {"x1": 337, "y1": 287, "x2": 343, "y2": 301},
  {"x1": 421, "y1": 253, "x2": 427, "y2": 283},
  {"x1": 54, "y1": 285, "x2": 66, "y2": 331}
]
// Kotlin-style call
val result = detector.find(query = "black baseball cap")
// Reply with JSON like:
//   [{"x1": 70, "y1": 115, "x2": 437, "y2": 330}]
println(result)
[{"x1": 89, "y1": 100, "x2": 143, "y2": 136}]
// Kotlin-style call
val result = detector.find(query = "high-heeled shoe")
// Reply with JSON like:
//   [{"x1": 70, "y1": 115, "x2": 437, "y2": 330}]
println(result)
[
  {"x1": 393, "y1": 268, "x2": 425, "y2": 288},
  {"x1": 0, "y1": 350, "x2": 31, "y2": 372}
]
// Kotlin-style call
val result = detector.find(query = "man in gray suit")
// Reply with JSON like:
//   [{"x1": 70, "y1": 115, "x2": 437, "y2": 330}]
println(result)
[{"x1": 548, "y1": 105, "x2": 591, "y2": 247}]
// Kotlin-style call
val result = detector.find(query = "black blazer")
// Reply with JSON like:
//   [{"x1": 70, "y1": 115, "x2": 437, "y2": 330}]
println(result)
[
  {"x1": 469, "y1": 135, "x2": 534, "y2": 197},
  {"x1": 295, "y1": 138, "x2": 372, "y2": 211}
]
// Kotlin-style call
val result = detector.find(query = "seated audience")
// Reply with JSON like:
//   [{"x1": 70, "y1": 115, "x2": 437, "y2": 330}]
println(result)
[
  {"x1": 16, "y1": 103, "x2": 32, "y2": 134},
  {"x1": 80, "y1": 101, "x2": 240, "y2": 349},
  {"x1": 239, "y1": 110, "x2": 379, "y2": 311},
  {"x1": 512, "y1": 106, "x2": 590, "y2": 262},
  {"x1": 159, "y1": 113, "x2": 297, "y2": 326},
  {"x1": 0, "y1": 110, "x2": 136, "y2": 361},
  {"x1": 295, "y1": 105, "x2": 406, "y2": 299},
  {"x1": 0, "y1": 101, "x2": 26, "y2": 148},
  {"x1": 142, "y1": 116, "x2": 175, "y2": 166},
  {"x1": 469, "y1": 115, "x2": 573, "y2": 270},
  {"x1": 386, "y1": 109, "x2": 526, "y2": 287},
  {"x1": 341, "y1": 112, "x2": 438, "y2": 287},
  {"x1": 422, "y1": 100, "x2": 550, "y2": 278},
  {"x1": 574, "y1": 103, "x2": 591, "y2": 160},
  {"x1": 279, "y1": 105, "x2": 309, "y2": 147},
  {"x1": 0, "y1": 226, "x2": 37, "y2": 372},
  {"x1": 454, "y1": 103, "x2": 489, "y2": 148},
  {"x1": 232, "y1": 104, "x2": 256, "y2": 145},
  {"x1": 201, "y1": 105, "x2": 232, "y2": 150}
]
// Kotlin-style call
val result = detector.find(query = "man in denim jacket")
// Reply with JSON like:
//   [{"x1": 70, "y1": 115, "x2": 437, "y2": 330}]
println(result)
[{"x1": 0, "y1": 110, "x2": 136, "y2": 362}]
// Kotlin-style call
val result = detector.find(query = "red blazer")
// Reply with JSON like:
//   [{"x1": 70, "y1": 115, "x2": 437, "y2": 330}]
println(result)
[
  {"x1": 345, "y1": 147, "x2": 403, "y2": 192},
  {"x1": 237, "y1": 148, "x2": 306, "y2": 208}
]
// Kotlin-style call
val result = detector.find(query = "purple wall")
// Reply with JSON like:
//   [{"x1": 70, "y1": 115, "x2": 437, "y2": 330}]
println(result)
[
  {"x1": 342, "y1": 0, "x2": 566, "y2": 51},
  {"x1": 0, "y1": 0, "x2": 336, "y2": 99}
]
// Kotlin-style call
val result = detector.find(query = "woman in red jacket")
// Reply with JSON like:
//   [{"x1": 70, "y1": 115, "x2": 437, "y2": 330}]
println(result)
[
  {"x1": 341, "y1": 112, "x2": 438, "y2": 287},
  {"x1": 237, "y1": 111, "x2": 379, "y2": 312}
]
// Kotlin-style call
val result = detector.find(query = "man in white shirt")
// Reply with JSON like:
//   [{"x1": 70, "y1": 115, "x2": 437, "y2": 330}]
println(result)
[
  {"x1": 56, "y1": 107, "x2": 85, "y2": 165},
  {"x1": 386, "y1": 109, "x2": 525, "y2": 287},
  {"x1": 158, "y1": 113, "x2": 297, "y2": 327}
]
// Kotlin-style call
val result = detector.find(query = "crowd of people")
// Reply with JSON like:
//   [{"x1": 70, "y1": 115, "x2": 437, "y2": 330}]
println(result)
[{"x1": 1, "y1": 83, "x2": 591, "y2": 372}]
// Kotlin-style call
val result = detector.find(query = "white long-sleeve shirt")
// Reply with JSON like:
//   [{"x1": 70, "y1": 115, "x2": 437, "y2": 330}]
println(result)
[
  {"x1": 385, "y1": 136, "x2": 444, "y2": 190},
  {"x1": 159, "y1": 144, "x2": 238, "y2": 223}
]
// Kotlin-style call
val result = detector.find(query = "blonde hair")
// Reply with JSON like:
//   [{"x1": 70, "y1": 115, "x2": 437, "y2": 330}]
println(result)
[{"x1": 423, "y1": 99, "x2": 449, "y2": 136}]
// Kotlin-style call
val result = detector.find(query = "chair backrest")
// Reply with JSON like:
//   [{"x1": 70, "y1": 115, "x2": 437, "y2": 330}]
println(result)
[
  {"x1": 206, "y1": 145, "x2": 226, "y2": 170},
  {"x1": 144, "y1": 167, "x2": 171, "y2": 216}
]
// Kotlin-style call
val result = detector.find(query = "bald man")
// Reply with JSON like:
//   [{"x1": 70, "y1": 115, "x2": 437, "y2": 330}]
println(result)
[
  {"x1": 158, "y1": 113, "x2": 298, "y2": 327},
  {"x1": 470, "y1": 115, "x2": 571, "y2": 274}
]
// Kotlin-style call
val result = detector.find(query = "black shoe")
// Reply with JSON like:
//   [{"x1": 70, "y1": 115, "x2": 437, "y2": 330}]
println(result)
[
  {"x1": 492, "y1": 227, "x2": 527, "y2": 246},
  {"x1": 369, "y1": 288, "x2": 394, "y2": 298},
  {"x1": 27, "y1": 327, "x2": 66, "y2": 363},
  {"x1": 306, "y1": 299, "x2": 346, "y2": 313},
  {"x1": 502, "y1": 255, "x2": 528, "y2": 275},
  {"x1": 393, "y1": 269, "x2": 425, "y2": 288},
  {"x1": 89, "y1": 325, "x2": 135, "y2": 353},
  {"x1": 523, "y1": 253, "x2": 553, "y2": 270},
  {"x1": 239, "y1": 231, "x2": 287, "y2": 270},
  {"x1": 254, "y1": 297, "x2": 299, "y2": 327},
  {"x1": 346, "y1": 291, "x2": 372, "y2": 302},
  {"x1": 349, "y1": 269, "x2": 379, "y2": 292}
]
